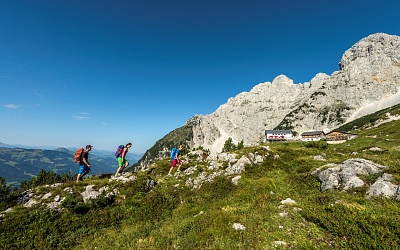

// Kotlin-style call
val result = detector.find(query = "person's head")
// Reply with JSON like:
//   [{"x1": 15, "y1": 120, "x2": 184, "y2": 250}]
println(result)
[
  {"x1": 126, "y1": 143, "x2": 132, "y2": 148},
  {"x1": 86, "y1": 145, "x2": 93, "y2": 151},
  {"x1": 178, "y1": 145, "x2": 183, "y2": 150}
]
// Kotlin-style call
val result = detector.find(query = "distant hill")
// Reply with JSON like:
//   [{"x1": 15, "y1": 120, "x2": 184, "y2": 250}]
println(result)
[
  {"x1": 0, "y1": 147, "x2": 141, "y2": 187},
  {"x1": 0, "y1": 142, "x2": 143, "y2": 161},
  {"x1": 0, "y1": 142, "x2": 63, "y2": 150}
]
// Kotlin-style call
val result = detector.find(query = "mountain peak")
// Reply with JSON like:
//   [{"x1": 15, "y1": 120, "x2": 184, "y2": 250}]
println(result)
[
  {"x1": 135, "y1": 32, "x2": 400, "y2": 169},
  {"x1": 272, "y1": 74, "x2": 294, "y2": 85}
]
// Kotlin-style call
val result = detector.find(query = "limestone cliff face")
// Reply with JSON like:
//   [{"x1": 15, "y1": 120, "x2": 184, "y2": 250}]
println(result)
[
  {"x1": 190, "y1": 33, "x2": 400, "y2": 153},
  {"x1": 135, "y1": 33, "x2": 400, "y2": 170}
]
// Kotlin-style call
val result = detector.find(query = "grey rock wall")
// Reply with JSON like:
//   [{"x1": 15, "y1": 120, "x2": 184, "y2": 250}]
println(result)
[{"x1": 187, "y1": 33, "x2": 400, "y2": 153}]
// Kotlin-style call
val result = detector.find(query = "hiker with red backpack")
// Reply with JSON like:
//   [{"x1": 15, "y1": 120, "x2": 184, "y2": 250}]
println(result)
[
  {"x1": 75, "y1": 145, "x2": 93, "y2": 183},
  {"x1": 115, "y1": 142, "x2": 132, "y2": 176}
]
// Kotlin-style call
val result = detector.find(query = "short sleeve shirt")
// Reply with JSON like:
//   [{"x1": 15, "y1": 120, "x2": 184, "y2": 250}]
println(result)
[
  {"x1": 79, "y1": 151, "x2": 89, "y2": 166},
  {"x1": 175, "y1": 149, "x2": 180, "y2": 159}
]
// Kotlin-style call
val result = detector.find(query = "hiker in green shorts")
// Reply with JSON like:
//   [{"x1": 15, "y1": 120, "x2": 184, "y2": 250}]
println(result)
[{"x1": 115, "y1": 143, "x2": 132, "y2": 176}]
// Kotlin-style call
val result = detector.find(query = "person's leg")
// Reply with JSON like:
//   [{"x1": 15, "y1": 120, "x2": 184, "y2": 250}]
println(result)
[
  {"x1": 80, "y1": 165, "x2": 89, "y2": 179},
  {"x1": 115, "y1": 157, "x2": 123, "y2": 175},
  {"x1": 76, "y1": 165, "x2": 85, "y2": 182},
  {"x1": 80, "y1": 166, "x2": 88, "y2": 181},
  {"x1": 176, "y1": 160, "x2": 183, "y2": 172},
  {"x1": 121, "y1": 160, "x2": 129, "y2": 172},
  {"x1": 168, "y1": 160, "x2": 177, "y2": 175}
]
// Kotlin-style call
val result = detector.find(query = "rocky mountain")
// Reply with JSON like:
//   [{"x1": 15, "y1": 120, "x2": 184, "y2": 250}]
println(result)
[
  {"x1": 134, "y1": 33, "x2": 400, "y2": 170},
  {"x1": 0, "y1": 147, "x2": 119, "y2": 186}
]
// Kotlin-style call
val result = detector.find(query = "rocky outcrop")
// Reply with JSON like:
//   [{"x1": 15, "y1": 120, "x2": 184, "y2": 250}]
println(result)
[
  {"x1": 14, "y1": 172, "x2": 142, "y2": 211},
  {"x1": 367, "y1": 173, "x2": 400, "y2": 199},
  {"x1": 313, "y1": 158, "x2": 400, "y2": 200},
  {"x1": 312, "y1": 158, "x2": 387, "y2": 191},
  {"x1": 81, "y1": 185, "x2": 117, "y2": 203},
  {"x1": 182, "y1": 147, "x2": 270, "y2": 189}
]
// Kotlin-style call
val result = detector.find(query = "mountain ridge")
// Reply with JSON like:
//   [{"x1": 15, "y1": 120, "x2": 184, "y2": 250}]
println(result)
[
  {"x1": 134, "y1": 32, "x2": 400, "y2": 170},
  {"x1": 0, "y1": 142, "x2": 143, "y2": 157}
]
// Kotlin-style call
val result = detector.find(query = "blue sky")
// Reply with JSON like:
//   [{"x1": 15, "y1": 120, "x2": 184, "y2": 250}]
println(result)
[{"x1": 1, "y1": 0, "x2": 399, "y2": 153}]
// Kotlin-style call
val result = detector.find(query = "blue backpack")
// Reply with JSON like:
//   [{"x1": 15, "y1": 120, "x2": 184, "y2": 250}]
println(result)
[
  {"x1": 115, "y1": 145, "x2": 124, "y2": 158},
  {"x1": 170, "y1": 147, "x2": 178, "y2": 159}
]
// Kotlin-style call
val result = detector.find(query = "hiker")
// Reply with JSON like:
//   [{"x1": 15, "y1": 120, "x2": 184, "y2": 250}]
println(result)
[
  {"x1": 76, "y1": 145, "x2": 92, "y2": 182},
  {"x1": 115, "y1": 142, "x2": 132, "y2": 176},
  {"x1": 167, "y1": 145, "x2": 183, "y2": 177}
]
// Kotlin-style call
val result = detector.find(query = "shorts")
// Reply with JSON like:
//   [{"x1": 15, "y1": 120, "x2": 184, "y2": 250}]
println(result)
[
  {"x1": 171, "y1": 159, "x2": 182, "y2": 167},
  {"x1": 118, "y1": 157, "x2": 129, "y2": 167},
  {"x1": 78, "y1": 165, "x2": 90, "y2": 175}
]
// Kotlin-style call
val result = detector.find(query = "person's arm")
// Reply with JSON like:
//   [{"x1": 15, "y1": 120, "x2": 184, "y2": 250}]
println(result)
[
  {"x1": 83, "y1": 158, "x2": 90, "y2": 167},
  {"x1": 83, "y1": 153, "x2": 91, "y2": 167}
]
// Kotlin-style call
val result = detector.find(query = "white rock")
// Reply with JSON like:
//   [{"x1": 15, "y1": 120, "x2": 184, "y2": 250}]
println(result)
[
  {"x1": 272, "y1": 241, "x2": 287, "y2": 247},
  {"x1": 279, "y1": 211, "x2": 288, "y2": 217},
  {"x1": 193, "y1": 211, "x2": 204, "y2": 217},
  {"x1": 42, "y1": 192, "x2": 52, "y2": 200},
  {"x1": 367, "y1": 174, "x2": 399, "y2": 198},
  {"x1": 314, "y1": 158, "x2": 387, "y2": 191},
  {"x1": 231, "y1": 176, "x2": 241, "y2": 185},
  {"x1": 281, "y1": 198, "x2": 296, "y2": 206},
  {"x1": 232, "y1": 223, "x2": 246, "y2": 231}
]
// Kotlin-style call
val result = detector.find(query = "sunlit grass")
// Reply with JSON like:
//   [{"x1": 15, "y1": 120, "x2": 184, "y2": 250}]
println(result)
[{"x1": 2, "y1": 118, "x2": 400, "y2": 249}]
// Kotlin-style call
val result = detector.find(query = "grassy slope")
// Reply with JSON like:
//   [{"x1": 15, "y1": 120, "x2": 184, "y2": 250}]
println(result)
[
  {"x1": 1, "y1": 119, "x2": 400, "y2": 249},
  {"x1": 82, "y1": 118, "x2": 400, "y2": 249}
]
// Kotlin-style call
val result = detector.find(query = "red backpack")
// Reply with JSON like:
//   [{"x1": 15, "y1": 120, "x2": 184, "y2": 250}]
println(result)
[{"x1": 74, "y1": 148, "x2": 84, "y2": 163}]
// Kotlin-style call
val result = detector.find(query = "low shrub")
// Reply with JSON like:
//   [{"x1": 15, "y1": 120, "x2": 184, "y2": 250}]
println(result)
[
  {"x1": 301, "y1": 201, "x2": 400, "y2": 248},
  {"x1": 303, "y1": 140, "x2": 328, "y2": 149}
]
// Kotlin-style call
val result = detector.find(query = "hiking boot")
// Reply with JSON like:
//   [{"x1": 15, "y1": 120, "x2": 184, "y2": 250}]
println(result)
[
  {"x1": 176, "y1": 170, "x2": 181, "y2": 173},
  {"x1": 167, "y1": 174, "x2": 172, "y2": 177}
]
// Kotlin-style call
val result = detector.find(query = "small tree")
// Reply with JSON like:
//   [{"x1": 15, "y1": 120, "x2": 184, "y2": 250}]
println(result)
[
  {"x1": 21, "y1": 169, "x2": 73, "y2": 190},
  {"x1": 201, "y1": 149, "x2": 210, "y2": 162},
  {"x1": 222, "y1": 138, "x2": 236, "y2": 152},
  {"x1": 60, "y1": 172, "x2": 74, "y2": 182},
  {"x1": 237, "y1": 140, "x2": 244, "y2": 150},
  {"x1": 0, "y1": 177, "x2": 10, "y2": 197},
  {"x1": 19, "y1": 180, "x2": 29, "y2": 191},
  {"x1": 0, "y1": 177, "x2": 15, "y2": 211}
]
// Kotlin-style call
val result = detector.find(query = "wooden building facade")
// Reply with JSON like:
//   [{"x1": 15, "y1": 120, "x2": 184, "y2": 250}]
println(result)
[
  {"x1": 265, "y1": 130, "x2": 293, "y2": 142},
  {"x1": 300, "y1": 131, "x2": 326, "y2": 141},
  {"x1": 325, "y1": 131, "x2": 358, "y2": 141}
]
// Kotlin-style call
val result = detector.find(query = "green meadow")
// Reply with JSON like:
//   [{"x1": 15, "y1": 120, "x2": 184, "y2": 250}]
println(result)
[{"x1": 1, "y1": 114, "x2": 400, "y2": 249}]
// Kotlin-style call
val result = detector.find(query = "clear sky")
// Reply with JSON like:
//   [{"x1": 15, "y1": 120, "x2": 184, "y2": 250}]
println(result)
[{"x1": 1, "y1": 0, "x2": 399, "y2": 153}]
